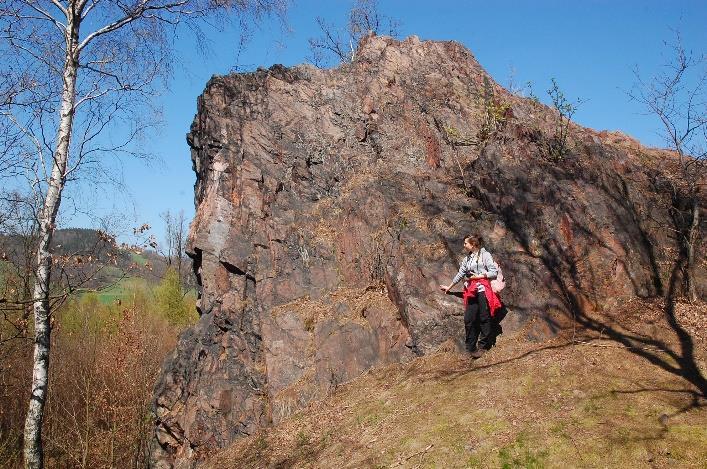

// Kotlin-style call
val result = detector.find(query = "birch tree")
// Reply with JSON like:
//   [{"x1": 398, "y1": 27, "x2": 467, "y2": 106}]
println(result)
[
  {"x1": 160, "y1": 209, "x2": 188, "y2": 285},
  {"x1": 0, "y1": 1, "x2": 286, "y2": 467}
]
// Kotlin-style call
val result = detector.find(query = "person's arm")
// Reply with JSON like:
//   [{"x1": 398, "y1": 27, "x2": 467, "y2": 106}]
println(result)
[
  {"x1": 439, "y1": 257, "x2": 467, "y2": 293},
  {"x1": 481, "y1": 250, "x2": 499, "y2": 280}
]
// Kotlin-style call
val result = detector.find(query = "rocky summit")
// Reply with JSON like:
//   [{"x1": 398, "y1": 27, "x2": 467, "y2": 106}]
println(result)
[{"x1": 149, "y1": 35, "x2": 704, "y2": 467}]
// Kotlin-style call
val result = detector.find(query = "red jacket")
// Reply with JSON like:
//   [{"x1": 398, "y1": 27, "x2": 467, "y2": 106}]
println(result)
[{"x1": 463, "y1": 278, "x2": 502, "y2": 317}]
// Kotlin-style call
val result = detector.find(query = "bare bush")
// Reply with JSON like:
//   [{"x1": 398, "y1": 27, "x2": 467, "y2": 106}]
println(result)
[
  {"x1": 308, "y1": 0, "x2": 400, "y2": 67},
  {"x1": 1, "y1": 288, "x2": 186, "y2": 468}
]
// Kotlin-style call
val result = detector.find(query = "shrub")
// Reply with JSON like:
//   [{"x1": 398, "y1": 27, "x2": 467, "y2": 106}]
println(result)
[
  {"x1": 154, "y1": 268, "x2": 198, "y2": 327},
  {"x1": 479, "y1": 76, "x2": 512, "y2": 143},
  {"x1": 546, "y1": 78, "x2": 581, "y2": 160}
]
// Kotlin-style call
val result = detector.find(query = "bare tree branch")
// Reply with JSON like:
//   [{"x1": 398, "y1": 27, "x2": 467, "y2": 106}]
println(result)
[{"x1": 308, "y1": 0, "x2": 400, "y2": 67}]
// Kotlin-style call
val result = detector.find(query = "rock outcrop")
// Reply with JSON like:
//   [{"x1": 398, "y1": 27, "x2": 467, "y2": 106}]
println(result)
[{"x1": 150, "y1": 35, "x2": 704, "y2": 467}]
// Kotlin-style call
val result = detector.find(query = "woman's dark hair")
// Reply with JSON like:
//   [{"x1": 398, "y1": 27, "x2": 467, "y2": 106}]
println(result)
[{"x1": 464, "y1": 234, "x2": 484, "y2": 249}]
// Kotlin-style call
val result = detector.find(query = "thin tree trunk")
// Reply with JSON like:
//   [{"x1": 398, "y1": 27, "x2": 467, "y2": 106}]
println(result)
[
  {"x1": 23, "y1": 9, "x2": 79, "y2": 468},
  {"x1": 686, "y1": 198, "x2": 700, "y2": 302},
  {"x1": 82, "y1": 375, "x2": 90, "y2": 469},
  {"x1": 177, "y1": 211, "x2": 184, "y2": 283}
]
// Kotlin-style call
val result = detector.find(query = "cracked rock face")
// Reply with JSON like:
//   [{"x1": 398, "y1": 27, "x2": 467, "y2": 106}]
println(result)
[{"x1": 150, "y1": 35, "x2": 702, "y2": 467}]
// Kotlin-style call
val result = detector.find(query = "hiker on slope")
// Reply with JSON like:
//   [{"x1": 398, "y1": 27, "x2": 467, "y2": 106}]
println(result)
[{"x1": 439, "y1": 234, "x2": 502, "y2": 358}]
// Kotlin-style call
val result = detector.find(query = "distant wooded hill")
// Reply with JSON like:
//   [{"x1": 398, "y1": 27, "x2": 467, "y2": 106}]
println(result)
[{"x1": 0, "y1": 228, "x2": 174, "y2": 291}]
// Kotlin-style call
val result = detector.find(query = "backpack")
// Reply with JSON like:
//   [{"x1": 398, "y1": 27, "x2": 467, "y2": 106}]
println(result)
[
  {"x1": 480, "y1": 248, "x2": 506, "y2": 293},
  {"x1": 467, "y1": 248, "x2": 506, "y2": 294},
  {"x1": 490, "y1": 265, "x2": 506, "y2": 293}
]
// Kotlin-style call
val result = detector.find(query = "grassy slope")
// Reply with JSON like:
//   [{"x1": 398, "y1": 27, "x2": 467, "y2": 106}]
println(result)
[
  {"x1": 94, "y1": 276, "x2": 149, "y2": 304},
  {"x1": 206, "y1": 301, "x2": 706, "y2": 469},
  {"x1": 130, "y1": 251, "x2": 149, "y2": 266}
]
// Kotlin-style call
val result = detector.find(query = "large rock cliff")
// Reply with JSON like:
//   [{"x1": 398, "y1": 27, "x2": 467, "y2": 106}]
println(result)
[{"x1": 150, "y1": 35, "x2": 704, "y2": 467}]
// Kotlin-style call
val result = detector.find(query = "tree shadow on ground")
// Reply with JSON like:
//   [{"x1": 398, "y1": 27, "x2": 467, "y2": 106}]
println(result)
[{"x1": 609, "y1": 387, "x2": 705, "y2": 419}]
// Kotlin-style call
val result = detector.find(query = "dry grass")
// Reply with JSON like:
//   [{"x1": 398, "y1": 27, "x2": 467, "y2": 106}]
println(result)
[
  {"x1": 207, "y1": 300, "x2": 707, "y2": 469},
  {"x1": 270, "y1": 287, "x2": 398, "y2": 333},
  {"x1": 309, "y1": 199, "x2": 342, "y2": 247}
]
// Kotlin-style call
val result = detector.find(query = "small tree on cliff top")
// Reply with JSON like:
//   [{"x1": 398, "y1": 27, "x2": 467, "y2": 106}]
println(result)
[
  {"x1": 546, "y1": 78, "x2": 582, "y2": 160},
  {"x1": 0, "y1": 1, "x2": 287, "y2": 467},
  {"x1": 308, "y1": 0, "x2": 400, "y2": 67}
]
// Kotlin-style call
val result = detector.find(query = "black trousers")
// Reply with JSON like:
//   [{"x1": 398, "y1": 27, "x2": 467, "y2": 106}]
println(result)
[{"x1": 464, "y1": 292, "x2": 491, "y2": 352}]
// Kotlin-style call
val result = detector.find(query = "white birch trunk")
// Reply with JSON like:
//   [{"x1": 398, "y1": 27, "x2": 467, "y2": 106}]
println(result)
[{"x1": 23, "y1": 8, "x2": 80, "y2": 468}]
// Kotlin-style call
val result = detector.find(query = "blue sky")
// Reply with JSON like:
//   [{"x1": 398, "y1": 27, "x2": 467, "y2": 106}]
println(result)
[{"x1": 64, "y1": 0, "x2": 706, "y2": 245}]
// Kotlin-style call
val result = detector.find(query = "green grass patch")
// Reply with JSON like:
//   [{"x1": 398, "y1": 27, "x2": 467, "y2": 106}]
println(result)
[
  {"x1": 480, "y1": 417, "x2": 509, "y2": 435},
  {"x1": 94, "y1": 276, "x2": 149, "y2": 304},
  {"x1": 130, "y1": 251, "x2": 149, "y2": 266},
  {"x1": 498, "y1": 433, "x2": 548, "y2": 469}
]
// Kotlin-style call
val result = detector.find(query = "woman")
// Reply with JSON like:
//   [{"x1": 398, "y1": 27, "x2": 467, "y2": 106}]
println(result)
[{"x1": 439, "y1": 235, "x2": 502, "y2": 358}]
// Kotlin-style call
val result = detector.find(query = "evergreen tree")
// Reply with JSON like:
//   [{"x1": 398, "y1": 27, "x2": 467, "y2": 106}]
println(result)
[{"x1": 155, "y1": 268, "x2": 196, "y2": 327}]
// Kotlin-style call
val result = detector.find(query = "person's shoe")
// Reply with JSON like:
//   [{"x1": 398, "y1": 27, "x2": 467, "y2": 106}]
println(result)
[{"x1": 470, "y1": 349, "x2": 486, "y2": 359}]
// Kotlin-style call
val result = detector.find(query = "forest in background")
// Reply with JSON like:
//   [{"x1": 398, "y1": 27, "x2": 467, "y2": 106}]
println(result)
[{"x1": 0, "y1": 227, "x2": 198, "y2": 468}]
